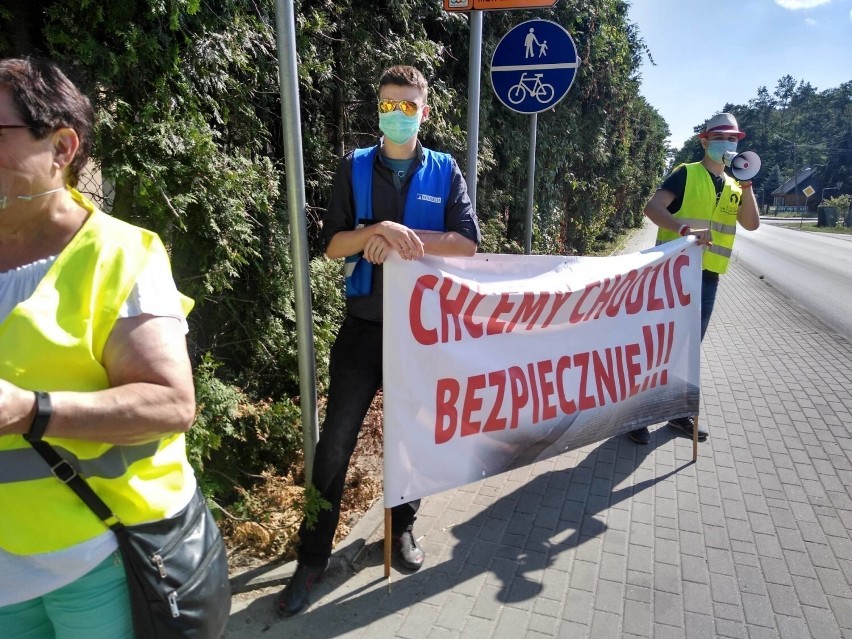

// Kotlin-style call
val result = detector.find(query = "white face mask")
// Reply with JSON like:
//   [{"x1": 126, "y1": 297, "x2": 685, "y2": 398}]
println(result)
[
  {"x1": 0, "y1": 188, "x2": 66, "y2": 210},
  {"x1": 706, "y1": 140, "x2": 737, "y2": 163},
  {"x1": 0, "y1": 163, "x2": 65, "y2": 210}
]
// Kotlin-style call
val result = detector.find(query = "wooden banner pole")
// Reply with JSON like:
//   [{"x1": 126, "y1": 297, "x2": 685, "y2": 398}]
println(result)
[
  {"x1": 693, "y1": 415, "x2": 699, "y2": 462},
  {"x1": 384, "y1": 508, "x2": 392, "y2": 589}
]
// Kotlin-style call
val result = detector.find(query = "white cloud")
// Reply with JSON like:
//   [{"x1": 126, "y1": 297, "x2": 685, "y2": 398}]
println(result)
[
  {"x1": 849, "y1": 9, "x2": 852, "y2": 23},
  {"x1": 805, "y1": 17, "x2": 819, "y2": 25},
  {"x1": 774, "y1": 0, "x2": 831, "y2": 8}
]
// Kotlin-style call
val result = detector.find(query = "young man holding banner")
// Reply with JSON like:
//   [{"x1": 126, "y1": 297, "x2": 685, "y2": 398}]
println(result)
[
  {"x1": 276, "y1": 65, "x2": 480, "y2": 617},
  {"x1": 629, "y1": 112, "x2": 760, "y2": 445}
]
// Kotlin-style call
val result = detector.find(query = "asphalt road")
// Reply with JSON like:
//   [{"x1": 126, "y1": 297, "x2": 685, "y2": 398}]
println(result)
[{"x1": 732, "y1": 218, "x2": 852, "y2": 340}]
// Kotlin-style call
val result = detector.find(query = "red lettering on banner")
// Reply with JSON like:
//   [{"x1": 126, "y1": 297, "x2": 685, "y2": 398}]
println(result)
[
  {"x1": 646, "y1": 263, "x2": 666, "y2": 312},
  {"x1": 487, "y1": 294, "x2": 515, "y2": 336},
  {"x1": 410, "y1": 275, "x2": 439, "y2": 345},
  {"x1": 614, "y1": 345, "x2": 627, "y2": 400},
  {"x1": 435, "y1": 378, "x2": 460, "y2": 444},
  {"x1": 542, "y1": 292, "x2": 573, "y2": 328},
  {"x1": 607, "y1": 271, "x2": 632, "y2": 317},
  {"x1": 593, "y1": 348, "x2": 618, "y2": 405},
  {"x1": 662, "y1": 259, "x2": 675, "y2": 308},
  {"x1": 569, "y1": 281, "x2": 600, "y2": 324},
  {"x1": 574, "y1": 352, "x2": 597, "y2": 411},
  {"x1": 482, "y1": 371, "x2": 508, "y2": 432},
  {"x1": 555, "y1": 356, "x2": 577, "y2": 415},
  {"x1": 625, "y1": 342, "x2": 642, "y2": 396},
  {"x1": 673, "y1": 254, "x2": 690, "y2": 306},
  {"x1": 461, "y1": 374, "x2": 486, "y2": 436},
  {"x1": 439, "y1": 277, "x2": 470, "y2": 343},
  {"x1": 625, "y1": 267, "x2": 652, "y2": 314},
  {"x1": 527, "y1": 362, "x2": 540, "y2": 423},
  {"x1": 507, "y1": 292, "x2": 550, "y2": 333},
  {"x1": 464, "y1": 291, "x2": 486, "y2": 338},
  {"x1": 537, "y1": 359, "x2": 557, "y2": 421},
  {"x1": 585, "y1": 275, "x2": 621, "y2": 320},
  {"x1": 410, "y1": 253, "x2": 696, "y2": 345},
  {"x1": 431, "y1": 322, "x2": 689, "y2": 445},
  {"x1": 508, "y1": 366, "x2": 528, "y2": 428}
]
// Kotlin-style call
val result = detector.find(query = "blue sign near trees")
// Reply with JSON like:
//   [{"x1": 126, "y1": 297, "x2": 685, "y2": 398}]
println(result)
[{"x1": 490, "y1": 19, "x2": 579, "y2": 115}]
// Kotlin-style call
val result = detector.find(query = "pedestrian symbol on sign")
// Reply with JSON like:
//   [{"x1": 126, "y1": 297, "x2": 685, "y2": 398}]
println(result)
[
  {"x1": 491, "y1": 19, "x2": 579, "y2": 115},
  {"x1": 524, "y1": 28, "x2": 548, "y2": 59}
]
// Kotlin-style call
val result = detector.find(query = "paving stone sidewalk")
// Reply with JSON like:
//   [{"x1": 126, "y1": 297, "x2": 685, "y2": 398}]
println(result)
[{"x1": 226, "y1": 222, "x2": 852, "y2": 639}]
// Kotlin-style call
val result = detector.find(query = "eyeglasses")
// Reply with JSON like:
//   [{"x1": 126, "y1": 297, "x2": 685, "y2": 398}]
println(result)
[
  {"x1": 0, "y1": 124, "x2": 33, "y2": 136},
  {"x1": 378, "y1": 99, "x2": 419, "y2": 117}
]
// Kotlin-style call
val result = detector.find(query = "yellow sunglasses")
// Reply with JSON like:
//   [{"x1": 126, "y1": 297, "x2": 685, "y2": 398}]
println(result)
[{"x1": 378, "y1": 99, "x2": 420, "y2": 117}]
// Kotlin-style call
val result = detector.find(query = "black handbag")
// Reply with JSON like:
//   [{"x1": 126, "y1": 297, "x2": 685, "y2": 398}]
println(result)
[{"x1": 29, "y1": 440, "x2": 231, "y2": 639}]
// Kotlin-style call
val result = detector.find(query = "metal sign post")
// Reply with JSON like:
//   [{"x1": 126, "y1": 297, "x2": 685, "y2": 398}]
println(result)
[
  {"x1": 444, "y1": 0, "x2": 561, "y2": 220},
  {"x1": 273, "y1": 0, "x2": 319, "y2": 481},
  {"x1": 466, "y1": 11, "x2": 484, "y2": 214},
  {"x1": 490, "y1": 19, "x2": 578, "y2": 253}
]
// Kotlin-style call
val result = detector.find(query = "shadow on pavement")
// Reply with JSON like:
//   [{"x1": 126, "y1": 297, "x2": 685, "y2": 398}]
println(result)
[{"x1": 227, "y1": 427, "x2": 691, "y2": 637}]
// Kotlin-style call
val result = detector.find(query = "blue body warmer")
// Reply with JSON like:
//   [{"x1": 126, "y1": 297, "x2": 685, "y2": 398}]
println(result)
[{"x1": 344, "y1": 145, "x2": 452, "y2": 297}]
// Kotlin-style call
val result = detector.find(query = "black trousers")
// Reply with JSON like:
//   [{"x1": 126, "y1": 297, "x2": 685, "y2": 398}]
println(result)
[{"x1": 298, "y1": 315, "x2": 420, "y2": 567}]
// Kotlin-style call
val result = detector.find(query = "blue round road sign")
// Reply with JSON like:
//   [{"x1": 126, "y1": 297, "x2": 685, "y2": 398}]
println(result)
[{"x1": 491, "y1": 19, "x2": 579, "y2": 115}]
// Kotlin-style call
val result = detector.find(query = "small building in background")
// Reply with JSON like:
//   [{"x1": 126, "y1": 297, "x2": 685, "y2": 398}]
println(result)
[{"x1": 771, "y1": 167, "x2": 818, "y2": 212}]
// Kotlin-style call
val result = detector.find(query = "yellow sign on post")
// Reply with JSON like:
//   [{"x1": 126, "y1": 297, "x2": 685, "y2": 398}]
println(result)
[
  {"x1": 802, "y1": 185, "x2": 815, "y2": 198},
  {"x1": 444, "y1": 0, "x2": 559, "y2": 10}
]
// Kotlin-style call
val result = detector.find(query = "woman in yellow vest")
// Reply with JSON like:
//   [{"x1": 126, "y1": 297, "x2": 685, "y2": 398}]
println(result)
[
  {"x1": 0, "y1": 58, "x2": 197, "y2": 637},
  {"x1": 628, "y1": 112, "x2": 760, "y2": 445}
]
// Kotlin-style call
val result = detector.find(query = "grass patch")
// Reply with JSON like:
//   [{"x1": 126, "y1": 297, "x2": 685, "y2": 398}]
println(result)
[
  {"x1": 766, "y1": 211, "x2": 808, "y2": 219},
  {"x1": 779, "y1": 222, "x2": 852, "y2": 234}
]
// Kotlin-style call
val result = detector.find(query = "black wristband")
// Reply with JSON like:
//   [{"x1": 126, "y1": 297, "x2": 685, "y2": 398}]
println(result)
[{"x1": 24, "y1": 391, "x2": 52, "y2": 442}]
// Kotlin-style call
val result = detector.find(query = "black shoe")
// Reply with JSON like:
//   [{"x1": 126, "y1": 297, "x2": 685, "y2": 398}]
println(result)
[
  {"x1": 275, "y1": 562, "x2": 326, "y2": 617},
  {"x1": 667, "y1": 416, "x2": 708, "y2": 441},
  {"x1": 628, "y1": 426, "x2": 651, "y2": 444},
  {"x1": 393, "y1": 529, "x2": 425, "y2": 571}
]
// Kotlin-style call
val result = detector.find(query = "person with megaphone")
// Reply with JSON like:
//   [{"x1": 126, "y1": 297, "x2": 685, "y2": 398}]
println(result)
[{"x1": 628, "y1": 112, "x2": 760, "y2": 445}]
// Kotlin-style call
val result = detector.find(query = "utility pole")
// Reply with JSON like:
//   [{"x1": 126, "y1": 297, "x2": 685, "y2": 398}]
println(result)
[
  {"x1": 754, "y1": 188, "x2": 764, "y2": 213},
  {"x1": 775, "y1": 134, "x2": 801, "y2": 226}
]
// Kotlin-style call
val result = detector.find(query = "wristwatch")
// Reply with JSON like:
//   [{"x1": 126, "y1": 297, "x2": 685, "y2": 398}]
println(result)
[{"x1": 24, "y1": 391, "x2": 52, "y2": 442}]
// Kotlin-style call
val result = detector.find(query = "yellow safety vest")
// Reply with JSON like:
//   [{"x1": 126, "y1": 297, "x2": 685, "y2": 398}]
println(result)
[
  {"x1": 0, "y1": 189, "x2": 196, "y2": 555},
  {"x1": 656, "y1": 162, "x2": 743, "y2": 274}
]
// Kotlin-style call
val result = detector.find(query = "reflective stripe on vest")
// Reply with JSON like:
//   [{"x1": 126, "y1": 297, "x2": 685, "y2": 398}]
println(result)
[
  {"x1": 656, "y1": 162, "x2": 742, "y2": 274},
  {"x1": 0, "y1": 190, "x2": 196, "y2": 554},
  {"x1": 0, "y1": 440, "x2": 161, "y2": 483},
  {"x1": 345, "y1": 145, "x2": 452, "y2": 297}
]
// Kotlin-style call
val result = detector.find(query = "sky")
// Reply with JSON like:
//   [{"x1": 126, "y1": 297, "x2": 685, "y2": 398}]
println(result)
[{"x1": 627, "y1": 0, "x2": 852, "y2": 150}]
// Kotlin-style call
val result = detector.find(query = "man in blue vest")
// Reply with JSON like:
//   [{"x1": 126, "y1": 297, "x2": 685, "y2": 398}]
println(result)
[
  {"x1": 628, "y1": 112, "x2": 760, "y2": 445},
  {"x1": 276, "y1": 65, "x2": 481, "y2": 617}
]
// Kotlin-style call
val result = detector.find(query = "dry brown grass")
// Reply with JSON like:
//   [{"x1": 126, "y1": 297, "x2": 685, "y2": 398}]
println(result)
[{"x1": 221, "y1": 393, "x2": 385, "y2": 571}]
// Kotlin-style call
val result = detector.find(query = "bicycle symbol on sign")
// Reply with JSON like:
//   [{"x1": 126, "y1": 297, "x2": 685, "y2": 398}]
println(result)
[{"x1": 508, "y1": 72, "x2": 555, "y2": 105}]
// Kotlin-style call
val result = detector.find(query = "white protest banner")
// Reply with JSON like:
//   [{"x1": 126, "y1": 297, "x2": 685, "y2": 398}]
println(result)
[{"x1": 383, "y1": 238, "x2": 702, "y2": 507}]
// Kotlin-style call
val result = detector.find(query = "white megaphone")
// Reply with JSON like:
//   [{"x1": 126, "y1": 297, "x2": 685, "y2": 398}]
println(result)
[{"x1": 723, "y1": 150, "x2": 761, "y2": 181}]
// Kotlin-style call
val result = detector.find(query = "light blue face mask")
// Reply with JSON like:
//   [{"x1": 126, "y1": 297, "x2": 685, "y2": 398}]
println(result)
[
  {"x1": 379, "y1": 110, "x2": 421, "y2": 145},
  {"x1": 706, "y1": 140, "x2": 737, "y2": 163}
]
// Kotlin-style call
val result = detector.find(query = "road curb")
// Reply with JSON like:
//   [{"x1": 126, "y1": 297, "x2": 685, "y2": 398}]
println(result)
[{"x1": 228, "y1": 496, "x2": 386, "y2": 594}]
